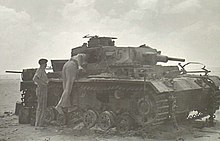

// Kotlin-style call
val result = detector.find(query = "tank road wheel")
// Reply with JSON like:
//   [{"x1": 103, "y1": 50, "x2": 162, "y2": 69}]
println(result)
[
  {"x1": 83, "y1": 109, "x2": 98, "y2": 128},
  {"x1": 44, "y1": 107, "x2": 56, "y2": 124},
  {"x1": 98, "y1": 111, "x2": 115, "y2": 131},
  {"x1": 116, "y1": 113, "x2": 134, "y2": 134}
]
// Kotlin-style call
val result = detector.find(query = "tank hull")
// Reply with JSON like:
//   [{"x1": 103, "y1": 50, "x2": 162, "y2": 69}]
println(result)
[{"x1": 19, "y1": 74, "x2": 220, "y2": 132}]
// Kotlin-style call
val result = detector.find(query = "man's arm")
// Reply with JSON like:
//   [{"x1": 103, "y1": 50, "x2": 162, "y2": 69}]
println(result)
[{"x1": 33, "y1": 72, "x2": 48, "y2": 86}]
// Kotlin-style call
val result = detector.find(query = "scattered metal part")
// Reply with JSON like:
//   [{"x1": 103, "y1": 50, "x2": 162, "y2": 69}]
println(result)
[{"x1": 176, "y1": 137, "x2": 184, "y2": 141}]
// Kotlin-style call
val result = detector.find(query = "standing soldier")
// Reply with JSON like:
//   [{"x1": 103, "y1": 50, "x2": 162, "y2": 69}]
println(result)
[{"x1": 33, "y1": 58, "x2": 49, "y2": 127}]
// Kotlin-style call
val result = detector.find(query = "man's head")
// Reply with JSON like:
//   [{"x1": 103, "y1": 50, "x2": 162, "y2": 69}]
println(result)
[
  {"x1": 38, "y1": 58, "x2": 48, "y2": 69},
  {"x1": 72, "y1": 53, "x2": 86, "y2": 64},
  {"x1": 72, "y1": 53, "x2": 87, "y2": 70},
  {"x1": 77, "y1": 53, "x2": 87, "y2": 66}
]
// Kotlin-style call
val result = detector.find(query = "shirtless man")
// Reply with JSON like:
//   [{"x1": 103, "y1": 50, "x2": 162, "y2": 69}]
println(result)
[{"x1": 55, "y1": 53, "x2": 86, "y2": 115}]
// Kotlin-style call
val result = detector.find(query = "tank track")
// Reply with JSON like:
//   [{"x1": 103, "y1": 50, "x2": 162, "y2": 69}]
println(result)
[
  {"x1": 77, "y1": 79, "x2": 170, "y2": 131},
  {"x1": 145, "y1": 93, "x2": 170, "y2": 127},
  {"x1": 214, "y1": 89, "x2": 220, "y2": 111}
]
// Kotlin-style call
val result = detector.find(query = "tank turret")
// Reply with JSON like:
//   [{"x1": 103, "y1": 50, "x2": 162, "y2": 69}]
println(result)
[{"x1": 72, "y1": 38, "x2": 185, "y2": 67}]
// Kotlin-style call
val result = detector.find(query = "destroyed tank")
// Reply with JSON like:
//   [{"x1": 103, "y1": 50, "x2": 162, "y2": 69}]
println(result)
[{"x1": 9, "y1": 35, "x2": 220, "y2": 133}]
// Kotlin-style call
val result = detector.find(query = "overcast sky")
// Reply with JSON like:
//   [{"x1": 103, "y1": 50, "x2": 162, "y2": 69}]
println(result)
[{"x1": 0, "y1": 0, "x2": 220, "y2": 74}]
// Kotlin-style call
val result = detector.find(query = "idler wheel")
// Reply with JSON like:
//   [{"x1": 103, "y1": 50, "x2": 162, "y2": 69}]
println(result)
[
  {"x1": 44, "y1": 107, "x2": 55, "y2": 123},
  {"x1": 98, "y1": 111, "x2": 115, "y2": 131},
  {"x1": 83, "y1": 109, "x2": 98, "y2": 128},
  {"x1": 116, "y1": 113, "x2": 134, "y2": 134}
]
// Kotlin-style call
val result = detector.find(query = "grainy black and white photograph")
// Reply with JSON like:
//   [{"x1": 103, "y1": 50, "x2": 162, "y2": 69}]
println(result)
[{"x1": 0, "y1": 0, "x2": 220, "y2": 141}]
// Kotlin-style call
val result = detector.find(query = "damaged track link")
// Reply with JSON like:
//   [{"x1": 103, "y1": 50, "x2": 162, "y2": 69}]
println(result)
[
  {"x1": 76, "y1": 79, "x2": 170, "y2": 133},
  {"x1": 214, "y1": 89, "x2": 220, "y2": 112}
]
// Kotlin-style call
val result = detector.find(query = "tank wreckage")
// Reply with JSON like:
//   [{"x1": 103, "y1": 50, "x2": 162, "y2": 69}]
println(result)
[{"x1": 7, "y1": 35, "x2": 220, "y2": 134}]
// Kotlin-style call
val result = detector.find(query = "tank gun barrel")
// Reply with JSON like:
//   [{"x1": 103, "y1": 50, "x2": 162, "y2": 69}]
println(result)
[
  {"x1": 167, "y1": 57, "x2": 185, "y2": 62},
  {"x1": 156, "y1": 54, "x2": 185, "y2": 63},
  {"x1": 156, "y1": 55, "x2": 185, "y2": 63},
  {"x1": 5, "y1": 70, "x2": 22, "y2": 73},
  {"x1": 143, "y1": 53, "x2": 185, "y2": 65}
]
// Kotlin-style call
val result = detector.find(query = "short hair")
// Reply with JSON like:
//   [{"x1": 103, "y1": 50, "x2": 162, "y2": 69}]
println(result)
[{"x1": 38, "y1": 58, "x2": 48, "y2": 65}]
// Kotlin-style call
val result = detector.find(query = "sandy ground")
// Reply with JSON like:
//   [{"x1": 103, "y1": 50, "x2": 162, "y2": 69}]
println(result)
[{"x1": 1, "y1": 77, "x2": 220, "y2": 141}]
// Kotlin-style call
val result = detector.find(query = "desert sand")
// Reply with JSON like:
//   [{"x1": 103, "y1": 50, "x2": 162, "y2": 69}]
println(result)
[{"x1": 1, "y1": 77, "x2": 220, "y2": 141}]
